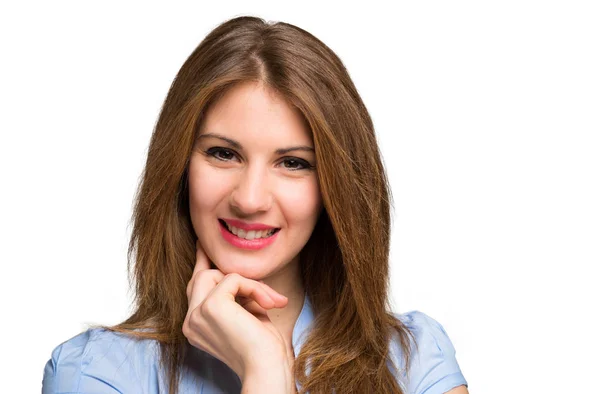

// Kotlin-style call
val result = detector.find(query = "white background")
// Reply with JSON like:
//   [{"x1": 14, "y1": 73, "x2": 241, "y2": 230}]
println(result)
[{"x1": 1, "y1": 1, "x2": 598, "y2": 393}]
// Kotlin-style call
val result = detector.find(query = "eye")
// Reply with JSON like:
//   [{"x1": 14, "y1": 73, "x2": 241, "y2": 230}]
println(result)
[
  {"x1": 280, "y1": 157, "x2": 313, "y2": 171},
  {"x1": 205, "y1": 147, "x2": 237, "y2": 162}
]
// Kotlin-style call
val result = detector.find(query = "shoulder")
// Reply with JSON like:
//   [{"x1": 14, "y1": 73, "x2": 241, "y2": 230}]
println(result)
[
  {"x1": 42, "y1": 328, "x2": 240, "y2": 393},
  {"x1": 389, "y1": 310, "x2": 468, "y2": 394},
  {"x1": 42, "y1": 327, "x2": 162, "y2": 393}
]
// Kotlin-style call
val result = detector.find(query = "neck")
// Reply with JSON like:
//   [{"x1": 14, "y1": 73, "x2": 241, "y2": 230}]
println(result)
[{"x1": 262, "y1": 257, "x2": 305, "y2": 348}]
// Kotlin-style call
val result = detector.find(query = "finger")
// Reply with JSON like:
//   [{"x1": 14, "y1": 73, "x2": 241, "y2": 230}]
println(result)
[
  {"x1": 217, "y1": 274, "x2": 287, "y2": 309},
  {"x1": 241, "y1": 299, "x2": 270, "y2": 319},
  {"x1": 257, "y1": 280, "x2": 288, "y2": 303},
  {"x1": 187, "y1": 240, "x2": 224, "y2": 305},
  {"x1": 235, "y1": 295, "x2": 253, "y2": 307},
  {"x1": 188, "y1": 268, "x2": 225, "y2": 304},
  {"x1": 193, "y1": 239, "x2": 211, "y2": 276}
]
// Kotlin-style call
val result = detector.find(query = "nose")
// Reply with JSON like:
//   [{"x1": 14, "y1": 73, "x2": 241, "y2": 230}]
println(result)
[{"x1": 229, "y1": 164, "x2": 273, "y2": 215}]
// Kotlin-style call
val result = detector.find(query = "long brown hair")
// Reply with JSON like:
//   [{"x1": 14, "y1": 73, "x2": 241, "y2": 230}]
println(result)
[{"x1": 95, "y1": 16, "x2": 416, "y2": 393}]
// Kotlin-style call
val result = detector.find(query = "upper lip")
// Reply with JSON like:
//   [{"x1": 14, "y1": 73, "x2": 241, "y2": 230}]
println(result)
[{"x1": 221, "y1": 218, "x2": 279, "y2": 231}]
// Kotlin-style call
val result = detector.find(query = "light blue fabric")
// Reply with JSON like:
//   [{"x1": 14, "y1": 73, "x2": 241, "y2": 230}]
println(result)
[{"x1": 42, "y1": 294, "x2": 467, "y2": 393}]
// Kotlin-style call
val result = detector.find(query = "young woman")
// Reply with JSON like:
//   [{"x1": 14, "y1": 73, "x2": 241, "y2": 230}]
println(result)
[{"x1": 42, "y1": 16, "x2": 468, "y2": 394}]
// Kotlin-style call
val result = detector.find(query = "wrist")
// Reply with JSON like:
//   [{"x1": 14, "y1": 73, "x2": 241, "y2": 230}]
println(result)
[{"x1": 241, "y1": 359, "x2": 295, "y2": 393}]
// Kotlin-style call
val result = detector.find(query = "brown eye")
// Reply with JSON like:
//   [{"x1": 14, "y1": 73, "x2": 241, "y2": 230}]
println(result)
[
  {"x1": 205, "y1": 147, "x2": 237, "y2": 161},
  {"x1": 281, "y1": 157, "x2": 311, "y2": 171}
]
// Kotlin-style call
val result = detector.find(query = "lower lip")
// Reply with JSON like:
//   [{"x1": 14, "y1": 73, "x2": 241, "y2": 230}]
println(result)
[{"x1": 219, "y1": 222, "x2": 279, "y2": 250}]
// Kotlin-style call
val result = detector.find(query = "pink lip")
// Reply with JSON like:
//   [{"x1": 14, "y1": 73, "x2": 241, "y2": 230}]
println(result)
[
  {"x1": 219, "y1": 221, "x2": 279, "y2": 250},
  {"x1": 221, "y1": 218, "x2": 278, "y2": 231}
]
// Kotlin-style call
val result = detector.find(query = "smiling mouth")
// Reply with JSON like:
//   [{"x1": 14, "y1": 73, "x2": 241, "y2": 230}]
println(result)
[{"x1": 218, "y1": 219, "x2": 280, "y2": 240}]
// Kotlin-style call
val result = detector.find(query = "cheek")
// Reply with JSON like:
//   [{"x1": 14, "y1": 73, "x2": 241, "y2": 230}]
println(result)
[
  {"x1": 188, "y1": 161, "x2": 231, "y2": 218},
  {"x1": 278, "y1": 177, "x2": 322, "y2": 225}
]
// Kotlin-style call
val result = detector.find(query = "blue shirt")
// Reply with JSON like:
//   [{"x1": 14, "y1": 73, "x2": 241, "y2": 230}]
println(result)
[{"x1": 42, "y1": 295, "x2": 468, "y2": 393}]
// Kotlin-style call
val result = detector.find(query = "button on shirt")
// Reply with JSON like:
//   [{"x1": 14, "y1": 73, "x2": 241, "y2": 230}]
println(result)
[{"x1": 42, "y1": 294, "x2": 468, "y2": 393}]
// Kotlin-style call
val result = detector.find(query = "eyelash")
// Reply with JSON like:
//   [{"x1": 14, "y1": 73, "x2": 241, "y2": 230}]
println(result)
[{"x1": 203, "y1": 147, "x2": 314, "y2": 171}]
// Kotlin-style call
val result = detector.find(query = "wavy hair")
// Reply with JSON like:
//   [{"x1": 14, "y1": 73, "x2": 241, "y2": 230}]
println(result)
[{"x1": 95, "y1": 16, "x2": 416, "y2": 393}]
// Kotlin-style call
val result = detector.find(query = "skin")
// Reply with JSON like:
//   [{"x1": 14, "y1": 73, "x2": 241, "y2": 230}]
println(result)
[
  {"x1": 183, "y1": 81, "x2": 323, "y2": 392},
  {"x1": 182, "y1": 82, "x2": 470, "y2": 394},
  {"x1": 445, "y1": 386, "x2": 469, "y2": 394},
  {"x1": 184, "y1": 242, "x2": 295, "y2": 391}
]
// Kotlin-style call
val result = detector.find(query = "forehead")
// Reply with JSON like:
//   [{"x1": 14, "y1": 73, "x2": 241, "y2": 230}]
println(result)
[{"x1": 199, "y1": 81, "x2": 313, "y2": 145}]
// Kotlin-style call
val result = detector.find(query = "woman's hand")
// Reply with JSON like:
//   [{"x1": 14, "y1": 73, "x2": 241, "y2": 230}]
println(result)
[{"x1": 182, "y1": 240, "x2": 294, "y2": 386}]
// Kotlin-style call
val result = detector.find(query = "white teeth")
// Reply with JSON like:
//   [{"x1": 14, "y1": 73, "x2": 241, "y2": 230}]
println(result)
[{"x1": 224, "y1": 222, "x2": 276, "y2": 240}]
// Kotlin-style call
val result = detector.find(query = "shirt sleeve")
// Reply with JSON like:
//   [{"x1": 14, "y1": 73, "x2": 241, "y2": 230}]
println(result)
[
  {"x1": 403, "y1": 311, "x2": 468, "y2": 394},
  {"x1": 42, "y1": 328, "x2": 157, "y2": 394}
]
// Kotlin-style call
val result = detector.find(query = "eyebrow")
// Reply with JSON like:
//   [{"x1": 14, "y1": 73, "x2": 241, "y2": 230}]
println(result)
[{"x1": 198, "y1": 132, "x2": 315, "y2": 155}]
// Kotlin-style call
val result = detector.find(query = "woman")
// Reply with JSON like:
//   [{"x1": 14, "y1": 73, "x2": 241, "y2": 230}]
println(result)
[{"x1": 42, "y1": 16, "x2": 468, "y2": 394}]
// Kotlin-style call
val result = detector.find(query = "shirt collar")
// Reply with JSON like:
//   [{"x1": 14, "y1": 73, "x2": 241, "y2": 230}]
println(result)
[{"x1": 291, "y1": 292, "x2": 314, "y2": 357}]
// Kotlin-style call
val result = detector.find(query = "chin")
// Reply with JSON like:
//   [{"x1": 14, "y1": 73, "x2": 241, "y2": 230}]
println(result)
[{"x1": 212, "y1": 258, "x2": 274, "y2": 280}]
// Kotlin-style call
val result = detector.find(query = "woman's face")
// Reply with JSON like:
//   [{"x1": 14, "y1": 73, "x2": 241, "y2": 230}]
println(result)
[{"x1": 188, "y1": 81, "x2": 322, "y2": 280}]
